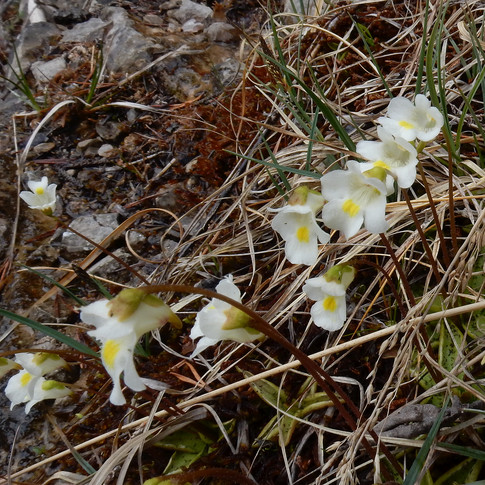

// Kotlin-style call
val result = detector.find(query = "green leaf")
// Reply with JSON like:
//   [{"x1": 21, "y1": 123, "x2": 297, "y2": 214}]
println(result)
[
  {"x1": 0, "y1": 308, "x2": 99, "y2": 358},
  {"x1": 19, "y1": 264, "x2": 86, "y2": 306},
  {"x1": 154, "y1": 427, "x2": 209, "y2": 454},
  {"x1": 403, "y1": 397, "x2": 450, "y2": 485},
  {"x1": 439, "y1": 442, "x2": 485, "y2": 461},
  {"x1": 434, "y1": 457, "x2": 483, "y2": 485},
  {"x1": 245, "y1": 372, "x2": 289, "y2": 407},
  {"x1": 163, "y1": 447, "x2": 207, "y2": 475},
  {"x1": 467, "y1": 312, "x2": 485, "y2": 339},
  {"x1": 439, "y1": 321, "x2": 463, "y2": 374}
]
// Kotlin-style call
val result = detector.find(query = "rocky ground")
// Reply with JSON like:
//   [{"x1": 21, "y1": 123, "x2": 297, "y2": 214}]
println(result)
[{"x1": 0, "y1": 0, "x2": 288, "y2": 481}]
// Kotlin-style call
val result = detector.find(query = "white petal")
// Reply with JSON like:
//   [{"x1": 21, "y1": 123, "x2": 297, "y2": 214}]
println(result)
[
  {"x1": 303, "y1": 277, "x2": 345, "y2": 301},
  {"x1": 378, "y1": 117, "x2": 416, "y2": 141},
  {"x1": 271, "y1": 210, "x2": 313, "y2": 240},
  {"x1": 80, "y1": 300, "x2": 113, "y2": 328},
  {"x1": 5, "y1": 371, "x2": 38, "y2": 409},
  {"x1": 191, "y1": 336, "x2": 219, "y2": 357},
  {"x1": 310, "y1": 296, "x2": 347, "y2": 331},
  {"x1": 363, "y1": 197, "x2": 388, "y2": 234},
  {"x1": 394, "y1": 164, "x2": 417, "y2": 189},
  {"x1": 99, "y1": 333, "x2": 139, "y2": 405},
  {"x1": 414, "y1": 94, "x2": 431, "y2": 110},
  {"x1": 26, "y1": 177, "x2": 48, "y2": 193},
  {"x1": 284, "y1": 232, "x2": 319, "y2": 265},
  {"x1": 19, "y1": 191, "x2": 39, "y2": 206},
  {"x1": 190, "y1": 315, "x2": 204, "y2": 340},
  {"x1": 121, "y1": 357, "x2": 146, "y2": 392},
  {"x1": 322, "y1": 200, "x2": 363, "y2": 240},
  {"x1": 386, "y1": 96, "x2": 415, "y2": 120},
  {"x1": 196, "y1": 305, "x2": 230, "y2": 340},
  {"x1": 216, "y1": 276, "x2": 241, "y2": 302},
  {"x1": 109, "y1": 380, "x2": 126, "y2": 406},
  {"x1": 320, "y1": 170, "x2": 352, "y2": 200},
  {"x1": 356, "y1": 139, "x2": 382, "y2": 162}
]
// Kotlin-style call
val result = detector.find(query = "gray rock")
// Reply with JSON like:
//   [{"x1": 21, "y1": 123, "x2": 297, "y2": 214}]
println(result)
[
  {"x1": 32, "y1": 142, "x2": 56, "y2": 156},
  {"x1": 76, "y1": 138, "x2": 103, "y2": 157},
  {"x1": 95, "y1": 120, "x2": 123, "y2": 141},
  {"x1": 170, "y1": 0, "x2": 213, "y2": 24},
  {"x1": 88, "y1": 248, "x2": 136, "y2": 282},
  {"x1": 13, "y1": 22, "x2": 61, "y2": 73},
  {"x1": 143, "y1": 14, "x2": 164, "y2": 26},
  {"x1": 101, "y1": 7, "x2": 152, "y2": 74},
  {"x1": 31, "y1": 56, "x2": 66, "y2": 84},
  {"x1": 97, "y1": 144, "x2": 116, "y2": 158},
  {"x1": 127, "y1": 230, "x2": 146, "y2": 251},
  {"x1": 32, "y1": 0, "x2": 86, "y2": 20},
  {"x1": 160, "y1": 66, "x2": 210, "y2": 101},
  {"x1": 61, "y1": 213, "x2": 119, "y2": 253},
  {"x1": 213, "y1": 58, "x2": 242, "y2": 87},
  {"x1": 206, "y1": 22, "x2": 238, "y2": 43},
  {"x1": 182, "y1": 19, "x2": 205, "y2": 33},
  {"x1": 61, "y1": 18, "x2": 107, "y2": 43}
]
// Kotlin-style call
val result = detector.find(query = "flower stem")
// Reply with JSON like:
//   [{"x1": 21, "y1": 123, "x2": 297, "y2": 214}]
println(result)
[
  {"x1": 378, "y1": 235, "x2": 443, "y2": 384},
  {"x1": 401, "y1": 189, "x2": 442, "y2": 284},
  {"x1": 417, "y1": 161, "x2": 451, "y2": 266},
  {"x1": 379, "y1": 233, "x2": 416, "y2": 307},
  {"x1": 144, "y1": 284, "x2": 403, "y2": 479}
]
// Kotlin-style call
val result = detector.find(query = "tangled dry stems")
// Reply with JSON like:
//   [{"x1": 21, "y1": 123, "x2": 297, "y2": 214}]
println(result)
[{"x1": 5, "y1": 0, "x2": 485, "y2": 483}]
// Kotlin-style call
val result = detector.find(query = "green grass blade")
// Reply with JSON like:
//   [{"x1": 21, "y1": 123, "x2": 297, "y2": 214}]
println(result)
[
  {"x1": 0, "y1": 308, "x2": 99, "y2": 358},
  {"x1": 426, "y1": 3, "x2": 460, "y2": 164},
  {"x1": 306, "y1": 107, "x2": 320, "y2": 172},
  {"x1": 438, "y1": 442, "x2": 485, "y2": 461},
  {"x1": 72, "y1": 264, "x2": 113, "y2": 300},
  {"x1": 354, "y1": 21, "x2": 393, "y2": 98},
  {"x1": 415, "y1": 0, "x2": 430, "y2": 94},
  {"x1": 226, "y1": 150, "x2": 321, "y2": 178},
  {"x1": 256, "y1": 47, "x2": 355, "y2": 150},
  {"x1": 260, "y1": 131, "x2": 292, "y2": 192},
  {"x1": 403, "y1": 397, "x2": 450, "y2": 485},
  {"x1": 19, "y1": 264, "x2": 86, "y2": 306}
]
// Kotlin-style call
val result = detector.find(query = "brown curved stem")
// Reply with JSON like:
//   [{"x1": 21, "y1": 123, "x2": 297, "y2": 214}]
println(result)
[{"x1": 142, "y1": 284, "x2": 403, "y2": 478}]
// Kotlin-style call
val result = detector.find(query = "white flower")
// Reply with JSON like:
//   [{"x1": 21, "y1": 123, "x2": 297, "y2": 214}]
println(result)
[
  {"x1": 303, "y1": 264, "x2": 355, "y2": 331},
  {"x1": 321, "y1": 160, "x2": 390, "y2": 239},
  {"x1": 15, "y1": 352, "x2": 67, "y2": 376},
  {"x1": 25, "y1": 378, "x2": 71, "y2": 414},
  {"x1": 356, "y1": 126, "x2": 419, "y2": 189},
  {"x1": 271, "y1": 186, "x2": 330, "y2": 265},
  {"x1": 19, "y1": 176, "x2": 57, "y2": 215},
  {"x1": 0, "y1": 357, "x2": 21, "y2": 379},
  {"x1": 81, "y1": 289, "x2": 182, "y2": 406},
  {"x1": 377, "y1": 94, "x2": 444, "y2": 142},
  {"x1": 5, "y1": 369, "x2": 38, "y2": 410},
  {"x1": 4, "y1": 353, "x2": 70, "y2": 414},
  {"x1": 190, "y1": 275, "x2": 263, "y2": 357}
]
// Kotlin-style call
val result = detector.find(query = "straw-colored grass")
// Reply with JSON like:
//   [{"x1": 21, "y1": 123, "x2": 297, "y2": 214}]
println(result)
[{"x1": 4, "y1": 0, "x2": 485, "y2": 484}]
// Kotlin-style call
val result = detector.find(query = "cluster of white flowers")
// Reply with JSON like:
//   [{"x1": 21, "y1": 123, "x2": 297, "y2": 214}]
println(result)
[
  {"x1": 0, "y1": 353, "x2": 71, "y2": 414},
  {"x1": 271, "y1": 94, "x2": 444, "y2": 331},
  {"x1": 5, "y1": 95, "x2": 444, "y2": 411}
]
